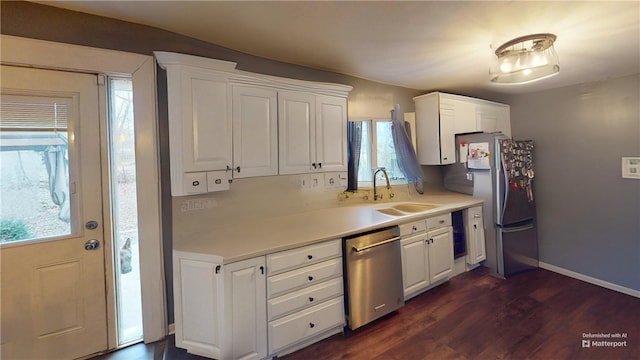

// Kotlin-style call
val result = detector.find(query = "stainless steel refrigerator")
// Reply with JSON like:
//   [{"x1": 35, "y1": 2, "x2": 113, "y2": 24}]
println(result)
[{"x1": 443, "y1": 132, "x2": 538, "y2": 278}]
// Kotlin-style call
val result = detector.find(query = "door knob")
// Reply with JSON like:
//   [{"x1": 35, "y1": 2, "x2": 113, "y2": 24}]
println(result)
[
  {"x1": 84, "y1": 239, "x2": 100, "y2": 250},
  {"x1": 85, "y1": 220, "x2": 99, "y2": 230}
]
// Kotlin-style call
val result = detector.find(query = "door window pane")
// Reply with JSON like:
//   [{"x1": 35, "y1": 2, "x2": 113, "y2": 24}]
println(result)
[
  {"x1": 0, "y1": 97, "x2": 72, "y2": 243},
  {"x1": 109, "y1": 78, "x2": 143, "y2": 344}
]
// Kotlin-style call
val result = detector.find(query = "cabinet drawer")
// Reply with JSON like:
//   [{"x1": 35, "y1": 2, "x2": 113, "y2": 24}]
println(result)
[
  {"x1": 267, "y1": 239, "x2": 341, "y2": 275},
  {"x1": 268, "y1": 277, "x2": 343, "y2": 321},
  {"x1": 399, "y1": 220, "x2": 427, "y2": 236},
  {"x1": 267, "y1": 258, "x2": 342, "y2": 299},
  {"x1": 467, "y1": 206, "x2": 483, "y2": 221},
  {"x1": 182, "y1": 172, "x2": 207, "y2": 195},
  {"x1": 268, "y1": 297, "x2": 344, "y2": 354},
  {"x1": 426, "y1": 213, "x2": 452, "y2": 230}
]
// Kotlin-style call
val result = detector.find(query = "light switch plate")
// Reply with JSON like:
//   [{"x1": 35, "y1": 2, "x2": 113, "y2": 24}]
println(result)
[{"x1": 622, "y1": 157, "x2": 640, "y2": 179}]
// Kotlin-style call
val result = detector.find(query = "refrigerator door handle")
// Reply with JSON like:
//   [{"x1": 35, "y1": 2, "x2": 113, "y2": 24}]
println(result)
[
  {"x1": 500, "y1": 149, "x2": 510, "y2": 221},
  {"x1": 500, "y1": 223, "x2": 535, "y2": 233}
]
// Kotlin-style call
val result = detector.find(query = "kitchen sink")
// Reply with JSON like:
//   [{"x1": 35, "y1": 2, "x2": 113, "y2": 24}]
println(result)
[
  {"x1": 392, "y1": 203, "x2": 439, "y2": 213},
  {"x1": 375, "y1": 202, "x2": 440, "y2": 216},
  {"x1": 376, "y1": 208, "x2": 406, "y2": 216}
]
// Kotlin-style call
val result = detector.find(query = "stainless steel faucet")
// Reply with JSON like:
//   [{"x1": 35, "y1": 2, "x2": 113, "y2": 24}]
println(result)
[{"x1": 373, "y1": 167, "x2": 392, "y2": 201}]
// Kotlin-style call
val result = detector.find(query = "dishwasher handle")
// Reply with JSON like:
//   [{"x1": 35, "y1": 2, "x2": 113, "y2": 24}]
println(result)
[{"x1": 352, "y1": 236, "x2": 401, "y2": 253}]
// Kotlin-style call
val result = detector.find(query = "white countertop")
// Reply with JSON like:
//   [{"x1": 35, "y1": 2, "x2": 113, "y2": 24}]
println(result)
[{"x1": 173, "y1": 191, "x2": 482, "y2": 263}]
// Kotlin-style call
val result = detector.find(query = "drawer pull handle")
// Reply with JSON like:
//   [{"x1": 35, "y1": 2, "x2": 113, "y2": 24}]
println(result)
[
  {"x1": 309, "y1": 322, "x2": 315, "y2": 328},
  {"x1": 412, "y1": 225, "x2": 417, "y2": 231},
  {"x1": 308, "y1": 276, "x2": 314, "y2": 281},
  {"x1": 309, "y1": 297, "x2": 314, "y2": 302},
  {"x1": 215, "y1": 265, "x2": 221, "y2": 274},
  {"x1": 192, "y1": 180, "x2": 200, "y2": 187},
  {"x1": 474, "y1": 214, "x2": 481, "y2": 218},
  {"x1": 474, "y1": 224, "x2": 477, "y2": 229},
  {"x1": 259, "y1": 266, "x2": 264, "y2": 274},
  {"x1": 439, "y1": 220, "x2": 445, "y2": 224},
  {"x1": 307, "y1": 255, "x2": 313, "y2": 260}
]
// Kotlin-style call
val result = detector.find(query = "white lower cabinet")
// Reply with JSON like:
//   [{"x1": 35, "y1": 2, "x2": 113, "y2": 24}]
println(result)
[
  {"x1": 268, "y1": 297, "x2": 344, "y2": 354},
  {"x1": 400, "y1": 214, "x2": 454, "y2": 300},
  {"x1": 427, "y1": 226, "x2": 455, "y2": 283},
  {"x1": 174, "y1": 239, "x2": 344, "y2": 360},
  {"x1": 266, "y1": 239, "x2": 345, "y2": 357},
  {"x1": 466, "y1": 205, "x2": 486, "y2": 265},
  {"x1": 173, "y1": 252, "x2": 266, "y2": 360}
]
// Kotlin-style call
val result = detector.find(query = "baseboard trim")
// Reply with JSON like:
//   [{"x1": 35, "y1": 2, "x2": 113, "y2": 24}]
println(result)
[
  {"x1": 539, "y1": 261, "x2": 640, "y2": 299},
  {"x1": 168, "y1": 323, "x2": 175, "y2": 335}
]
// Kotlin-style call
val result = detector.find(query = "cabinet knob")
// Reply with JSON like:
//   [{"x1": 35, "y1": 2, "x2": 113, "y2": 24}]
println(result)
[
  {"x1": 412, "y1": 226, "x2": 417, "y2": 231},
  {"x1": 318, "y1": 162, "x2": 322, "y2": 169},
  {"x1": 215, "y1": 265, "x2": 221, "y2": 274},
  {"x1": 236, "y1": 166, "x2": 241, "y2": 173},
  {"x1": 309, "y1": 322, "x2": 315, "y2": 328},
  {"x1": 312, "y1": 162, "x2": 317, "y2": 169},
  {"x1": 308, "y1": 276, "x2": 314, "y2": 281},
  {"x1": 474, "y1": 224, "x2": 477, "y2": 229},
  {"x1": 309, "y1": 297, "x2": 314, "y2": 302},
  {"x1": 307, "y1": 254, "x2": 313, "y2": 260}
]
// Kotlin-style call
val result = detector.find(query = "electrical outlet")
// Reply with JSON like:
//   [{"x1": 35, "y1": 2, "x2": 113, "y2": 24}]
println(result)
[
  {"x1": 324, "y1": 173, "x2": 339, "y2": 189},
  {"x1": 622, "y1": 157, "x2": 640, "y2": 179},
  {"x1": 310, "y1": 174, "x2": 324, "y2": 190}
]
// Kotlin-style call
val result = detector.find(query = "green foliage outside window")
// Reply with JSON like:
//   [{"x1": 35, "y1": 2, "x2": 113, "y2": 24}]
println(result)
[{"x1": 0, "y1": 218, "x2": 33, "y2": 242}]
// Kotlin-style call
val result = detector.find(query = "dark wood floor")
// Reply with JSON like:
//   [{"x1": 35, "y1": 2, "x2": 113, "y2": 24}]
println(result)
[{"x1": 93, "y1": 267, "x2": 640, "y2": 360}]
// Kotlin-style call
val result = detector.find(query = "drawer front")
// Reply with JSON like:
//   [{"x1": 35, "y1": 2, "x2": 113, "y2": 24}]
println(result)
[
  {"x1": 267, "y1": 258, "x2": 342, "y2": 299},
  {"x1": 467, "y1": 206, "x2": 483, "y2": 221},
  {"x1": 269, "y1": 297, "x2": 344, "y2": 354},
  {"x1": 267, "y1": 239, "x2": 341, "y2": 275},
  {"x1": 426, "y1": 213, "x2": 452, "y2": 230},
  {"x1": 268, "y1": 277, "x2": 343, "y2": 321},
  {"x1": 399, "y1": 220, "x2": 427, "y2": 236}
]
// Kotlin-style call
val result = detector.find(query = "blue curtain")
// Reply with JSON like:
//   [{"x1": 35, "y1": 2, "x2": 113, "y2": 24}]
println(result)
[
  {"x1": 347, "y1": 121, "x2": 362, "y2": 191},
  {"x1": 391, "y1": 104, "x2": 424, "y2": 194}
]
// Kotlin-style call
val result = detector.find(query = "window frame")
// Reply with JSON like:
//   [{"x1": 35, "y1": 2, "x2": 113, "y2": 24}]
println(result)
[{"x1": 355, "y1": 118, "x2": 408, "y2": 189}]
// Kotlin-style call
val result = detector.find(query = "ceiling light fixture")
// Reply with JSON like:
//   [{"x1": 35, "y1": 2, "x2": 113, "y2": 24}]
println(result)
[{"x1": 490, "y1": 33, "x2": 559, "y2": 85}]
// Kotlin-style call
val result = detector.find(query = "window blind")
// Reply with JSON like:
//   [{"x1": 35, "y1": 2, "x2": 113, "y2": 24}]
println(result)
[{"x1": 0, "y1": 97, "x2": 68, "y2": 131}]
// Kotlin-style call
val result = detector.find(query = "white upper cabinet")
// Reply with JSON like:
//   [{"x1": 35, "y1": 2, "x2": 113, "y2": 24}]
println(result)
[
  {"x1": 156, "y1": 51, "x2": 352, "y2": 196},
  {"x1": 278, "y1": 92, "x2": 348, "y2": 175},
  {"x1": 278, "y1": 91, "x2": 316, "y2": 175},
  {"x1": 413, "y1": 92, "x2": 511, "y2": 165},
  {"x1": 232, "y1": 86, "x2": 278, "y2": 178},
  {"x1": 315, "y1": 95, "x2": 348, "y2": 173}
]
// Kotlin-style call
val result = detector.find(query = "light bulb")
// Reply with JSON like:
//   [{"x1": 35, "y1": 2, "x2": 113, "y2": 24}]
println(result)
[{"x1": 499, "y1": 59, "x2": 512, "y2": 73}]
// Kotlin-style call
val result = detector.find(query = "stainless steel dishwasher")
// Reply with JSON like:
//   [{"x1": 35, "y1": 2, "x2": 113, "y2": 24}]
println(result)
[{"x1": 344, "y1": 226, "x2": 404, "y2": 330}]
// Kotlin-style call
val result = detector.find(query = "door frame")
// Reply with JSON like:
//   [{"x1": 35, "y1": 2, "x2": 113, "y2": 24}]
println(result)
[{"x1": 0, "y1": 35, "x2": 166, "y2": 347}]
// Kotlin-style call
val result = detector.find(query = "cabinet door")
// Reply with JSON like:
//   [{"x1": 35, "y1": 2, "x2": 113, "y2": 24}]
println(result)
[
  {"x1": 450, "y1": 98, "x2": 477, "y2": 134},
  {"x1": 173, "y1": 256, "x2": 224, "y2": 358},
  {"x1": 179, "y1": 68, "x2": 232, "y2": 172},
  {"x1": 278, "y1": 91, "x2": 315, "y2": 174},
  {"x1": 232, "y1": 86, "x2": 278, "y2": 178},
  {"x1": 437, "y1": 100, "x2": 456, "y2": 164},
  {"x1": 315, "y1": 95, "x2": 347, "y2": 172},
  {"x1": 224, "y1": 257, "x2": 267, "y2": 360},
  {"x1": 401, "y1": 233, "x2": 429, "y2": 299},
  {"x1": 427, "y1": 226, "x2": 454, "y2": 283},
  {"x1": 466, "y1": 206, "x2": 486, "y2": 265}
]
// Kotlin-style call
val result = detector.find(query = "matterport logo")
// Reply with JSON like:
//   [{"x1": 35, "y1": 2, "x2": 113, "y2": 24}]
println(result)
[{"x1": 582, "y1": 332, "x2": 628, "y2": 348}]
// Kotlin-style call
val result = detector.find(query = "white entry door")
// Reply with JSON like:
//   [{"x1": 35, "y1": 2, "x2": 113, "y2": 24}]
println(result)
[{"x1": 0, "y1": 65, "x2": 108, "y2": 359}]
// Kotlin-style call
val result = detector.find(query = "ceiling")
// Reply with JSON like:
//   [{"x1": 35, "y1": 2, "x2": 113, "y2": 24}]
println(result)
[{"x1": 35, "y1": 1, "x2": 640, "y2": 94}]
